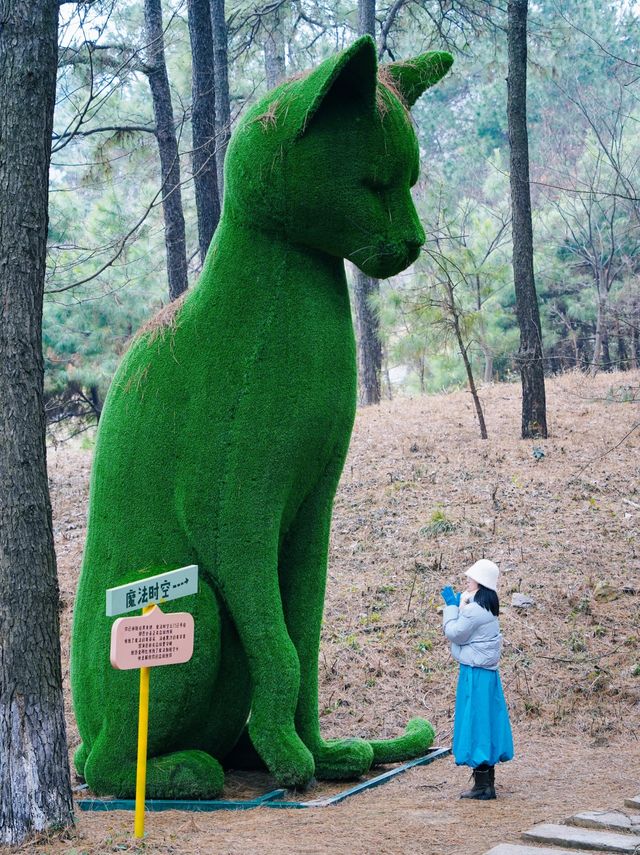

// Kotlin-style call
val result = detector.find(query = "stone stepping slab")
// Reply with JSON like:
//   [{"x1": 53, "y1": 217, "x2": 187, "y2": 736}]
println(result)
[
  {"x1": 522, "y1": 822, "x2": 640, "y2": 852},
  {"x1": 484, "y1": 845, "x2": 611, "y2": 855},
  {"x1": 568, "y1": 810, "x2": 640, "y2": 833},
  {"x1": 624, "y1": 795, "x2": 640, "y2": 810}
]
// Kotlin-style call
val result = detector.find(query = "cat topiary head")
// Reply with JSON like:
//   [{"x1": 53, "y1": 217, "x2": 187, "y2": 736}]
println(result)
[{"x1": 223, "y1": 36, "x2": 452, "y2": 279}]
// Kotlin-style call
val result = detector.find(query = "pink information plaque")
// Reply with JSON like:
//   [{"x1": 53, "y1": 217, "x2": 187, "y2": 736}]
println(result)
[{"x1": 110, "y1": 605, "x2": 194, "y2": 670}]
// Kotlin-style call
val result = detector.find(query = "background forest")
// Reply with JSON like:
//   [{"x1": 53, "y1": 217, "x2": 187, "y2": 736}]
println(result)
[{"x1": 47, "y1": 0, "x2": 640, "y2": 427}]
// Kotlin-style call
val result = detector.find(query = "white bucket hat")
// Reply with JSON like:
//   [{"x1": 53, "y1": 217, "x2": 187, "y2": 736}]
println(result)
[{"x1": 465, "y1": 559, "x2": 499, "y2": 592}]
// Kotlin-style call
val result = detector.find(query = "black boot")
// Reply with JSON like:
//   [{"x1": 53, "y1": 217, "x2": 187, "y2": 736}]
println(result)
[{"x1": 460, "y1": 764, "x2": 496, "y2": 800}]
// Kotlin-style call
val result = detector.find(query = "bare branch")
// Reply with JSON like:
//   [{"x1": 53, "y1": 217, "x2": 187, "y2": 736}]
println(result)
[
  {"x1": 45, "y1": 189, "x2": 161, "y2": 294},
  {"x1": 555, "y1": 5, "x2": 640, "y2": 70},
  {"x1": 52, "y1": 124, "x2": 157, "y2": 141},
  {"x1": 378, "y1": 0, "x2": 408, "y2": 60}
]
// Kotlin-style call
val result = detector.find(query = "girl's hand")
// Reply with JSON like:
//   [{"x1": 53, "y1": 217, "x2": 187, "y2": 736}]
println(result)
[{"x1": 441, "y1": 586, "x2": 458, "y2": 606}]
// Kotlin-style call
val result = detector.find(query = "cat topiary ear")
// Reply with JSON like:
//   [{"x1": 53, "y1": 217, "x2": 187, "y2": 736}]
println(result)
[
  {"x1": 383, "y1": 51, "x2": 453, "y2": 108},
  {"x1": 296, "y1": 35, "x2": 377, "y2": 136}
]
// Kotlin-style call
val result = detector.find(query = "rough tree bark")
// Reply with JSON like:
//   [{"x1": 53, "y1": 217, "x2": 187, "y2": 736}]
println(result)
[
  {"x1": 353, "y1": 274, "x2": 382, "y2": 404},
  {"x1": 264, "y1": 5, "x2": 286, "y2": 89},
  {"x1": 354, "y1": 0, "x2": 382, "y2": 406},
  {"x1": 144, "y1": 0, "x2": 189, "y2": 300},
  {"x1": 0, "y1": 0, "x2": 74, "y2": 844},
  {"x1": 358, "y1": 0, "x2": 376, "y2": 37},
  {"x1": 507, "y1": 0, "x2": 548, "y2": 438},
  {"x1": 210, "y1": 0, "x2": 231, "y2": 204},
  {"x1": 187, "y1": 0, "x2": 221, "y2": 264}
]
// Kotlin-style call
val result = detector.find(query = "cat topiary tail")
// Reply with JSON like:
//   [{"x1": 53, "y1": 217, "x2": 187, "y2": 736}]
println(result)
[{"x1": 369, "y1": 718, "x2": 436, "y2": 765}]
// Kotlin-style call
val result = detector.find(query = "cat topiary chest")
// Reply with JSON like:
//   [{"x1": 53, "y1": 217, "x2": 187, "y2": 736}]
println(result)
[
  {"x1": 277, "y1": 271, "x2": 356, "y2": 386},
  {"x1": 175, "y1": 253, "x2": 356, "y2": 449},
  {"x1": 195, "y1": 231, "x2": 357, "y2": 407},
  {"x1": 241, "y1": 269, "x2": 358, "y2": 433}
]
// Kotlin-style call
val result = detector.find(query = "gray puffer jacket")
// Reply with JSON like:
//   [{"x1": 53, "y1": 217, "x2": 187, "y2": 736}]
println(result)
[{"x1": 442, "y1": 598, "x2": 502, "y2": 670}]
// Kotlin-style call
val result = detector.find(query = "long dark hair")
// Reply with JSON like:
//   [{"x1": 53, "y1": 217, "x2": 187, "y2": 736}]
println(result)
[{"x1": 474, "y1": 583, "x2": 499, "y2": 616}]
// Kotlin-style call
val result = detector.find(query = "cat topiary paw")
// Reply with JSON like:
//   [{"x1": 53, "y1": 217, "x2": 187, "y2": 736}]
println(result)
[
  {"x1": 250, "y1": 724, "x2": 316, "y2": 789},
  {"x1": 270, "y1": 746, "x2": 315, "y2": 789},
  {"x1": 84, "y1": 746, "x2": 224, "y2": 800},
  {"x1": 145, "y1": 750, "x2": 225, "y2": 800},
  {"x1": 312, "y1": 737, "x2": 374, "y2": 780}
]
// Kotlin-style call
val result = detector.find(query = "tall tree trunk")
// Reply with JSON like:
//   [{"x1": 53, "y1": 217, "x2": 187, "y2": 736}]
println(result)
[
  {"x1": 264, "y1": 5, "x2": 286, "y2": 89},
  {"x1": 89, "y1": 385, "x2": 102, "y2": 421},
  {"x1": 631, "y1": 323, "x2": 639, "y2": 370},
  {"x1": 0, "y1": 0, "x2": 74, "y2": 844},
  {"x1": 210, "y1": 0, "x2": 231, "y2": 204},
  {"x1": 144, "y1": 0, "x2": 189, "y2": 301},
  {"x1": 383, "y1": 351, "x2": 393, "y2": 400},
  {"x1": 578, "y1": 335, "x2": 590, "y2": 371},
  {"x1": 591, "y1": 295, "x2": 607, "y2": 375},
  {"x1": 355, "y1": 0, "x2": 382, "y2": 406},
  {"x1": 187, "y1": 0, "x2": 221, "y2": 265},
  {"x1": 475, "y1": 274, "x2": 493, "y2": 384},
  {"x1": 554, "y1": 306, "x2": 580, "y2": 368},
  {"x1": 571, "y1": 330, "x2": 579, "y2": 367},
  {"x1": 617, "y1": 330, "x2": 628, "y2": 370},
  {"x1": 418, "y1": 354, "x2": 426, "y2": 393},
  {"x1": 358, "y1": 0, "x2": 376, "y2": 37},
  {"x1": 507, "y1": 0, "x2": 548, "y2": 438},
  {"x1": 354, "y1": 271, "x2": 382, "y2": 404},
  {"x1": 481, "y1": 345, "x2": 494, "y2": 384},
  {"x1": 602, "y1": 324, "x2": 611, "y2": 371}
]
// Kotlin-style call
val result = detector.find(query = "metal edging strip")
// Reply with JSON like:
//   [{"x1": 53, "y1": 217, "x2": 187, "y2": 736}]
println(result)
[
  {"x1": 77, "y1": 792, "x2": 285, "y2": 813},
  {"x1": 77, "y1": 747, "x2": 450, "y2": 813},
  {"x1": 263, "y1": 746, "x2": 451, "y2": 809}
]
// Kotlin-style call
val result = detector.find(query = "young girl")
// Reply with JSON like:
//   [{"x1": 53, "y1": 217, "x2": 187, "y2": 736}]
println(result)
[{"x1": 441, "y1": 559, "x2": 513, "y2": 800}]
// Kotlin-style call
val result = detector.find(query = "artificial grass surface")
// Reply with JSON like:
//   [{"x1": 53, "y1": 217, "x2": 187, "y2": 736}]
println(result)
[{"x1": 71, "y1": 35, "x2": 452, "y2": 798}]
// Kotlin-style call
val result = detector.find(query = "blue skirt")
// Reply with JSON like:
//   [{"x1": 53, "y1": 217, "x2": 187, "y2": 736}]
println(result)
[{"x1": 453, "y1": 664, "x2": 514, "y2": 768}]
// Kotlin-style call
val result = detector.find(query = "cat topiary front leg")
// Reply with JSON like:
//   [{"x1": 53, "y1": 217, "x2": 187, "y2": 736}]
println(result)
[
  {"x1": 181, "y1": 477, "x2": 315, "y2": 788},
  {"x1": 214, "y1": 543, "x2": 314, "y2": 787},
  {"x1": 280, "y1": 454, "x2": 374, "y2": 781}
]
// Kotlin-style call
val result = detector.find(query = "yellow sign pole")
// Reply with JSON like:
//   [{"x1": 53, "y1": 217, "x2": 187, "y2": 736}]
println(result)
[{"x1": 134, "y1": 604, "x2": 154, "y2": 839}]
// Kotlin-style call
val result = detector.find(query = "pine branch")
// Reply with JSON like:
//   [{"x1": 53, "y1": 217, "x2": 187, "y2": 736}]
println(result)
[{"x1": 52, "y1": 124, "x2": 157, "y2": 141}]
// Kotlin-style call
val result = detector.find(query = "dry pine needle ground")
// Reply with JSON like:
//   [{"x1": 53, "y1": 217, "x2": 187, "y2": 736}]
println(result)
[{"x1": 21, "y1": 370, "x2": 640, "y2": 854}]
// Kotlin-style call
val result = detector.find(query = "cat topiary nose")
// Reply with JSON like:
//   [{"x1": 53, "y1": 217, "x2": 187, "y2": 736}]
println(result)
[{"x1": 405, "y1": 236, "x2": 424, "y2": 261}]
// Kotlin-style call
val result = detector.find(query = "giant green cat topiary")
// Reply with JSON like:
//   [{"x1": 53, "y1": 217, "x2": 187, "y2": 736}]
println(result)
[{"x1": 71, "y1": 35, "x2": 453, "y2": 799}]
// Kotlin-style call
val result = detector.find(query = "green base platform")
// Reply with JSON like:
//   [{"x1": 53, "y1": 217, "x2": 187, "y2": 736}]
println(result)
[{"x1": 78, "y1": 746, "x2": 451, "y2": 812}]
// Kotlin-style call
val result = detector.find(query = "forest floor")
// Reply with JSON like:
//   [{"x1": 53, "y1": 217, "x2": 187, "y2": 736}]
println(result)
[{"x1": 19, "y1": 370, "x2": 640, "y2": 854}]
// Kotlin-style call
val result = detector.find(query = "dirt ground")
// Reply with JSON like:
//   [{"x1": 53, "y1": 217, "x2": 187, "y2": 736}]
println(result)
[
  {"x1": 17, "y1": 735, "x2": 638, "y2": 855},
  {"x1": 23, "y1": 370, "x2": 640, "y2": 854}
]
